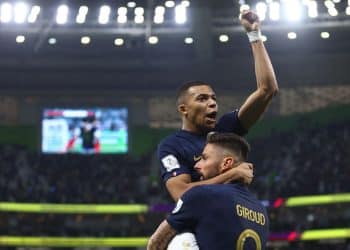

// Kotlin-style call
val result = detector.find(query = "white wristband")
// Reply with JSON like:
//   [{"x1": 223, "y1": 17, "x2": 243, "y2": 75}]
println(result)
[{"x1": 247, "y1": 30, "x2": 262, "y2": 43}]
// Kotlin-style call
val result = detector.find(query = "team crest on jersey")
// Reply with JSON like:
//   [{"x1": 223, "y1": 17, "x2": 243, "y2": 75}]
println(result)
[
  {"x1": 172, "y1": 199, "x2": 183, "y2": 214},
  {"x1": 161, "y1": 154, "x2": 180, "y2": 172}
]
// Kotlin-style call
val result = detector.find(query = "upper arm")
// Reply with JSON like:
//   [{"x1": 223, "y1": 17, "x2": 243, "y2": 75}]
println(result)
[
  {"x1": 165, "y1": 174, "x2": 192, "y2": 201},
  {"x1": 148, "y1": 220, "x2": 177, "y2": 250},
  {"x1": 238, "y1": 88, "x2": 274, "y2": 130}
]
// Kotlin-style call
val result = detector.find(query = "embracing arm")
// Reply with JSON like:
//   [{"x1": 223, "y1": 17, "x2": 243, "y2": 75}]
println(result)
[
  {"x1": 147, "y1": 220, "x2": 177, "y2": 250},
  {"x1": 166, "y1": 162, "x2": 253, "y2": 201},
  {"x1": 238, "y1": 11, "x2": 279, "y2": 131}
]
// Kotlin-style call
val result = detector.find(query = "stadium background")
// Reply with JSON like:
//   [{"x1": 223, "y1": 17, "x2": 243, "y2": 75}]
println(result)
[{"x1": 0, "y1": 0, "x2": 350, "y2": 249}]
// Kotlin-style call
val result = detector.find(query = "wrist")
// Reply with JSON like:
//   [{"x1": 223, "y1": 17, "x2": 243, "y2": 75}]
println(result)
[{"x1": 247, "y1": 30, "x2": 262, "y2": 43}]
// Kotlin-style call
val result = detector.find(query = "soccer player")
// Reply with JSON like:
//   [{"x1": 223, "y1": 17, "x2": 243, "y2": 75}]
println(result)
[
  {"x1": 148, "y1": 132, "x2": 269, "y2": 250},
  {"x1": 158, "y1": 10, "x2": 278, "y2": 202}
]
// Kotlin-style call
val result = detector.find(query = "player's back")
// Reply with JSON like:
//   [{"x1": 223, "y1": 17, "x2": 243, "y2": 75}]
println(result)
[{"x1": 195, "y1": 183, "x2": 269, "y2": 250}]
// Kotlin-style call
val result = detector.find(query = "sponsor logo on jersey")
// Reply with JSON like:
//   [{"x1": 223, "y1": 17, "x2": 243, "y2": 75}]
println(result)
[{"x1": 193, "y1": 155, "x2": 201, "y2": 162}]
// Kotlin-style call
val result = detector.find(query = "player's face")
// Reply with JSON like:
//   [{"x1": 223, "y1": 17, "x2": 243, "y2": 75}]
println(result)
[
  {"x1": 194, "y1": 144, "x2": 224, "y2": 180},
  {"x1": 184, "y1": 85, "x2": 218, "y2": 132}
]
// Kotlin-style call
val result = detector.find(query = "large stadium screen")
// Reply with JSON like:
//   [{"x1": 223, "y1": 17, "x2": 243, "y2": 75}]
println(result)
[{"x1": 42, "y1": 108, "x2": 128, "y2": 154}]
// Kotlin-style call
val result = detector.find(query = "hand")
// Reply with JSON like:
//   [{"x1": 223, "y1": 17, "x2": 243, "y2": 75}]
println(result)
[
  {"x1": 230, "y1": 162, "x2": 254, "y2": 185},
  {"x1": 240, "y1": 10, "x2": 260, "y2": 32}
]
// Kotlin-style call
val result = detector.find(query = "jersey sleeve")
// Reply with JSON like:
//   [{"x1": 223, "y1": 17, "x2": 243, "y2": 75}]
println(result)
[
  {"x1": 215, "y1": 110, "x2": 247, "y2": 136},
  {"x1": 157, "y1": 138, "x2": 192, "y2": 183},
  {"x1": 166, "y1": 186, "x2": 205, "y2": 233}
]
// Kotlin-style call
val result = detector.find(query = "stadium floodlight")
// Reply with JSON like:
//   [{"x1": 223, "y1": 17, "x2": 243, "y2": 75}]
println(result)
[
  {"x1": 240, "y1": 4, "x2": 250, "y2": 12},
  {"x1": 307, "y1": 1, "x2": 318, "y2": 18},
  {"x1": 127, "y1": 2, "x2": 136, "y2": 8},
  {"x1": 76, "y1": 6, "x2": 88, "y2": 24},
  {"x1": 0, "y1": 3, "x2": 13, "y2": 23},
  {"x1": 14, "y1": 2, "x2": 29, "y2": 24},
  {"x1": 320, "y1": 32, "x2": 330, "y2": 39},
  {"x1": 219, "y1": 34, "x2": 229, "y2": 42},
  {"x1": 181, "y1": 1, "x2": 190, "y2": 7},
  {"x1": 154, "y1": 15, "x2": 164, "y2": 24},
  {"x1": 184, "y1": 37, "x2": 193, "y2": 44},
  {"x1": 98, "y1": 5, "x2": 111, "y2": 24},
  {"x1": 269, "y1": 2, "x2": 280, "y2": 21},
  {"x1": 283, "y1": 0, "x2": 302, "y2": 21},
  {"x1": 155, "y1": 6, "x2": 165, "y2": 15},
  {"x1": 287, "y1": 32, "x2": 297, "y2": 39},
  {"x1": 175, "y1": 4, "x2": 186, "y2": 24},
  {"x1": 165, "y1": 1, "x2": 175, "y2": 8},
  {"x1": 16, "y1": 35, "x2": 25, "y2": 43},
  {"x1": 324, "y1": 0, "x2": 335, "y2": 9},
  {"x1": 117, "y1": 15, "x2": 127, "y2": 24},
  {"x1": 148, "y1": 36, "x2": 159, "y2": 44},
  {"x1": 56, "y1": 5, "x2": 69, "y2": 25},
  {"x1": 332, "y1": 0, "x2": 340, "y2": 3},
  {"x1": 114, "y1": 38, "x2": 124, "y2": 46},
  {"x1": 328, "y1": 7, "x2": 338, "y2": 16},
  {"x1": 81, "y1": 36, "x2": 90, "y2": 45},
  {"x1": 134, "y1": 15, "x2": 144, "y2": 24},
  {"x1": 48, "y1": 37, "x2": 57, "y2": 45},
  {"x1": 27, "y1": 5, "x2": 40, "y2": 23},
  {"x1": 118, "y1": 7, "x2": 128, "y2": 16},
  {"x1": 256, "y1": 2, "x2": 267, "y2": 21},
  {"x1": 134, "y1": 7, "x2": 144, "y2": 16},
  {"x1": 346, "y1": 6, "x2": 350, "y2": 15}
]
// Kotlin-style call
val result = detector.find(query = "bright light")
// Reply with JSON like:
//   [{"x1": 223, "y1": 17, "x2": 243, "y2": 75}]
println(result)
[
  {"x1": 148, "y1": 36, "x2": 159, "y2": 44},
  {"x1": 261, "y1": 35, "x2": 267, "y2": 42},
  {"x1": 16, "y1": 35, "x2": 25, "y2": 43},
  {"x1": 269, "y1": 2, "x2": 280, "y2": 21},
  {"x1": 27, "y1": 5, "x2": 40, "y2": 23},
  {"x1": 240, "y1": 4, "x2": 250, "y2": 12},
  {"x1": 135, "y1": 7, "x2": 144, "y2": 16},
  {"x1": 328, "y1": 7, "x2": 338, "y2": 16},
  {"x1": 184, "y1": 37, "x2": 193, "y2": 44},
  {"x1": 154, "y1": 15, "x2": 164, "y2": 24},
  {"x1": 56, "y1": 5, "x2": 69, "y2": 25},
  {"x1": 76, "y1": 6, "x2": 88, "y2": 24},
  {"x1": 175, "y1": 4, "x2": 187, "y2": 24},
  {"x1": 256, "y1": 2, "x2": 267, "y2": 21},
  {"x1": 284, "y1": 0, "x2": 302, "y2": 21},
  {"x1": 320, "y1": 32, "x2": 330, "y2": 39},
  {"x1": 307, "y1": 1, "x2": 318, "y2": 18},
  {"x1": 127, "y1": 2, "x2": 136, "y2": 8},
  {"x1": 165, "y1": 1, "x2": 175, "y2": 8},
  {"x1": 134, "y1": 15, "x2": 144, "y2": 23},
  {"x1": 14, "y1": 2, "x2": 29, "y2": 24},
  {"x1": 287, "y1": 32, "x2": 297, "y2": 39},
  {"x1": 0, "y1": 3, "x2": 13, "y2": 23},
  {"x1": 48, "y1": 37, "x2": 56, "y2": 45},
  {"x1": 219, "y1": 34, "x2": 229, "y2": 42},
  {"x1": 98, "y1": 5, "x2": 111, "y2": 24},
  {"x1": 117, "y1": 15, "x2": 127, "y2": 23},
  {"x1": 114, "y1": 38, "x2": 124, "y2": 46},
  {"x1": 155, "y1": 6, "x2": 165, "y2": 15},
  {"x1": 324, "y1": 0, "x2": 335, "y2": 9},
  {"x1": 181, "y1": 1, "x2": 190, "y2": 7},
  {"x1": 81, "y1": 36, "x2": 90, "y2": 45},
  {"x1": 346, "y1": 6, "x2": 350, "y2": 15},
  {"x1": 118, "y1": 7, "x2": 128, "y2": 16},
  {"x1": 332, "y1": 0, "x2": 341, "y2": 3}
]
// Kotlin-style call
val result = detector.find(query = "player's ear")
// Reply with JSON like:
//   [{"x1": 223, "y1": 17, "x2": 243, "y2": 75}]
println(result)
[
  {"x1": 178, "y1": 104, "x2": 188, "y2": 115},
  {"x1": 221, "y1": 156, "x2": 234, "y2": 172}
]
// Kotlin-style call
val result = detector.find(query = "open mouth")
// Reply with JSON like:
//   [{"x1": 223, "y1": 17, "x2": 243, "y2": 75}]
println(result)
[{"x1": 206, "y1": 111, "x2": 217, "y2": 121}]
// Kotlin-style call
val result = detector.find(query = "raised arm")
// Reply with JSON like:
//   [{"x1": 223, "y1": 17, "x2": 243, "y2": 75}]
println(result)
[
  {"x1": 166, "y1": 162, "x2": 253, "y2": 201},
  {"x1": 147, "y1": 220, "x2": 177, "y2": 250},
  {"x1": 238, "y1": 10, "x2": 279, "y2": 131}
]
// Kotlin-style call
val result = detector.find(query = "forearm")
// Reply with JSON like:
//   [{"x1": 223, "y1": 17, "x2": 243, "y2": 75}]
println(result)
[
  {"x1": 147, "y1": 221, "x2": 177, "y2": 250},
  {"x1": 251, "y1": 40, "x2": 278, "y2": 94}
]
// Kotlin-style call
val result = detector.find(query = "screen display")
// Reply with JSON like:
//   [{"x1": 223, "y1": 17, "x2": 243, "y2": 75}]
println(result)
[{"x1": 42, "y1": 108, "x2": 128, "y2": 154}]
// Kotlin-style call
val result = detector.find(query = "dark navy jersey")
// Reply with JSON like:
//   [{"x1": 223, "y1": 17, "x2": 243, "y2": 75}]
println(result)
[
  {"x1": 167, "y1": 183, "x2": 269, "y2": 250},
  {"x1": 157, "y1": 110, "x2": 247, "y2": 182}
]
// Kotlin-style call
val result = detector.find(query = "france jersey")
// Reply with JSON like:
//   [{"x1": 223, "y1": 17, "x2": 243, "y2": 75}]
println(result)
[
  {"x1": 167, "y1": 183, "x2": 269, "y2": 250},
  {"x1": 158, "y1": 110, "x2": 247, "y2": 183}
]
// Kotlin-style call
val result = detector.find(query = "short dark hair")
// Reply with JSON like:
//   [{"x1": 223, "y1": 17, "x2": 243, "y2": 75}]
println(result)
[
  {"x1": 176, "y1": 80, "x2": 212, "y2": 105},
  {"x1": 206, "y1": 132, "x2": 250, "y2": 161}
]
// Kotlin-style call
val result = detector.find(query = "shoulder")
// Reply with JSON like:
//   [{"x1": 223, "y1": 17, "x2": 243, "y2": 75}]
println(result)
[{"x1": 182, "y1": 185, "x2": 217, "y2": 200}]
